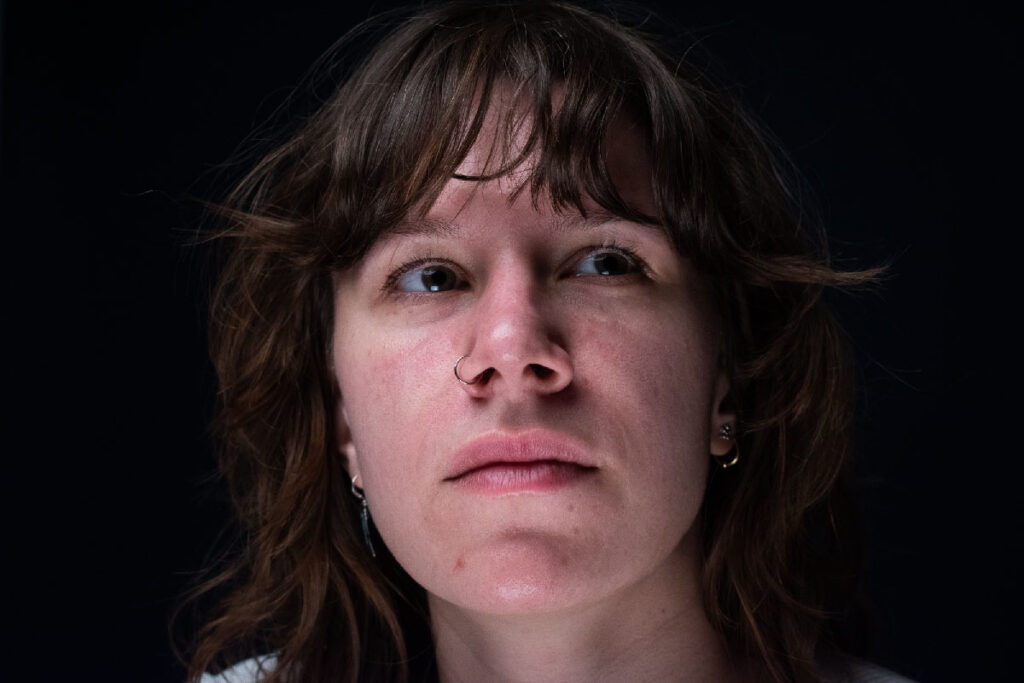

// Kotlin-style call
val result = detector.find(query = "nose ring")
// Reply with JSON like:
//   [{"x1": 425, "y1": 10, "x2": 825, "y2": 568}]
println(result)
[{"x1": 454, "y1": 354, "x2": 479, "y2": 385}]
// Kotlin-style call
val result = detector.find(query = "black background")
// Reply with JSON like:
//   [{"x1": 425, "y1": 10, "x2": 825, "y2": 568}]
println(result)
[{"x1": 3, "y1": 1, "x2": 1020, "y2": 681}]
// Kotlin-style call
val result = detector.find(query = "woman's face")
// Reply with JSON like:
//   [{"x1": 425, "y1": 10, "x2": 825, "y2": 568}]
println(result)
[{"x1": 332, "y1": 118, "x2": 733, "y2": 616}]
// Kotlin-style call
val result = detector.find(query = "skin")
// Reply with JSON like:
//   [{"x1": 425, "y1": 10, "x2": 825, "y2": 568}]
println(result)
[{"x1": 332, "y1": 111, "x2": 741, "y2": 682}]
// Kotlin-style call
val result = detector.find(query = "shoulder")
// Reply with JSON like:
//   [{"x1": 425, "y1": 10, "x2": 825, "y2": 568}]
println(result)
[
  {"x1": 824, "y1": 659, "x2": 917, "y2": 683},
  {"x1": 200, "y1": 655, "x2": 278, "y2": 683}
]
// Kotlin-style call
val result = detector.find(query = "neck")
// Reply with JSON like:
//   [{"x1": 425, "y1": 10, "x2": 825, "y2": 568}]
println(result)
[{"x1": 429, "y1": 535, "x2": 745, "y2": 683}]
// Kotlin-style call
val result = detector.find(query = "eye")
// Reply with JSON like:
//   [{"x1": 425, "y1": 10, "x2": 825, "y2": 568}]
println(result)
[
  {"x1": 395, "y1": 263, "x2": 462, "y2": 292},
  {"x1": 575, "y1": 248, "x2": 641, "y2": 277}
]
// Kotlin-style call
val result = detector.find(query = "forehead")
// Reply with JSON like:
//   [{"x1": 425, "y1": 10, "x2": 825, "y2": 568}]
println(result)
[
  {"x1": 418, "y1": 91, "x2": 657, "y2": 228},
  {"x1": 384, "y1": 206, "x2": 656, "y2": 243},
  {"x1": 454, "y1": 83, "x2": 651, "y2": 179},
  {"x1": 333, "y1": 77, "x2": 665, "y2": 268}
]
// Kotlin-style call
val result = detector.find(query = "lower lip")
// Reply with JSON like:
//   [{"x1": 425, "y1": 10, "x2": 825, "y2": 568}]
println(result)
[{"x1": 451, "y1": 461, "x2": 594, "y2": 494}]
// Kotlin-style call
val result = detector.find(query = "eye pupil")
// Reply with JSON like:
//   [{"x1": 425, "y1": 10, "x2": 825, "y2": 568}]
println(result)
[
  {"x1": 421, "y1": 266, "x2": 455, "y2": 292},
  {"x1": 594, "y1": 252, "x2": 629, "y2": 276}
]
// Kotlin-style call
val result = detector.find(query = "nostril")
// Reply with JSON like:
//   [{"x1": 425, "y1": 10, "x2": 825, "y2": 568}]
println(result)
[{"x1": 529, "y1": 364, "x2": 554, "y2": 379}]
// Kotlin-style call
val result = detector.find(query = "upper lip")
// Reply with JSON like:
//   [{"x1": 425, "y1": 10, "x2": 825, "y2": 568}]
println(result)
[{"x1": 444, "y1": 429, "x2": 597, "y2": 480}]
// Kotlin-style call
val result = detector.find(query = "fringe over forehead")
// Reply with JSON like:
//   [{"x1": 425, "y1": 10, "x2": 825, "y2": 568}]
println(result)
[{"x1": 266, "y1": 1, "x2": 791, "y2": 273}]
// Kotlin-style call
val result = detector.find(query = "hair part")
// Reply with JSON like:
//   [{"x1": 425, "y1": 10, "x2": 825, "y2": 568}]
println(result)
[{"x1": 187, "y1": 2, "x2": 877, "y2": 681}]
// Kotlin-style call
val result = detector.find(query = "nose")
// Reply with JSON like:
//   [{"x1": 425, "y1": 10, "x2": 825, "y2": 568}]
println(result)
[{"x1": 456, "y1": 267, "x2": 573, "y2": 398}]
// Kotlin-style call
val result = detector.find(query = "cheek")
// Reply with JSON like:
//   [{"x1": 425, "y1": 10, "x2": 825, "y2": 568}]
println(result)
[
  {"x1": 573, "y1": 298, "x2": 716, "y2": 494},
  {"x1": 576, "y1": 297, "x2": 716, "y2": 416},
  {"x1": 334, "y1": 323, "x2": 452, "y2": 480}
]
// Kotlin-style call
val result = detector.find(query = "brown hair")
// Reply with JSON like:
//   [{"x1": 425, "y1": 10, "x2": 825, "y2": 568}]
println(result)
[{"x1": 187, "y1": 2, "x2": 876, "y2": 681}]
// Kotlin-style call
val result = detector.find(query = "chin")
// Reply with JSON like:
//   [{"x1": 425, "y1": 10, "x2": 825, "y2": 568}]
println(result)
[
  {"x1": 442, "y1": 575, "x2": 594, "y2": 617},
  {"x1": 426, "y1": 533, "x2": 612, "y2": 616}
]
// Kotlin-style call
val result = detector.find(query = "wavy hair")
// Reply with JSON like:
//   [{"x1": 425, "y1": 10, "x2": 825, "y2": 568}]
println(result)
[{"x1": 187, "y1": 2, "x2": 876, "y2": 681}]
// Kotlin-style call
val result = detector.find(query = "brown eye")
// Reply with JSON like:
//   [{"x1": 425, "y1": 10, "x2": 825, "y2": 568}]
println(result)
[{"x1": 398, "y1": 264, "x2": 460, "y2": 292}]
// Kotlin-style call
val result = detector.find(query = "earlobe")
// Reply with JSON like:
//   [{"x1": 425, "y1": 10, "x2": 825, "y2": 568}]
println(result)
[
  {"x1": 709, "y1": 372, "x2": 737, "y2": 457},
  {"x1": 336, "y1": 402, "x2": 361, "y2": 480}
]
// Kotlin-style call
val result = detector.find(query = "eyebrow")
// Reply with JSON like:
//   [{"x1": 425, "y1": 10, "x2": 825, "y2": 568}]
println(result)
[{"x1": 385, "y1": 207, "x2": 652, "y2": 239}]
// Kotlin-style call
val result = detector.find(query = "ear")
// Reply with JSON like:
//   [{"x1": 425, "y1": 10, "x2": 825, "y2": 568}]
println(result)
[
  {"x1": 336, "y1": 401, "x2": 361, "y2": 482},
  {"x1": 709, "y1": 371, "x2": 737, "y2": 457}
]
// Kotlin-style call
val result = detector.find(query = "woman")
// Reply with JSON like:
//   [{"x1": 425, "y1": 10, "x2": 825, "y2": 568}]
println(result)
[{"x1": 189, "y1": 2, "x2": 904, "y2": 681}]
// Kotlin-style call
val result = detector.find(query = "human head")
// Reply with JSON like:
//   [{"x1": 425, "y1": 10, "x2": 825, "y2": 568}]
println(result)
[{"x1": 194, "y1": 2, "x2": 869, "y2": 681}]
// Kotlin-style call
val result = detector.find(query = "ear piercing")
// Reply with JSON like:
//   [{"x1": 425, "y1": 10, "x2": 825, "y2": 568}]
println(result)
[
  {"x1": 350, "y1": 474, "x2": 377, "y2": 557},
  {"x1": 714, "y1": 424, "x2": 740, "y2": 469}
]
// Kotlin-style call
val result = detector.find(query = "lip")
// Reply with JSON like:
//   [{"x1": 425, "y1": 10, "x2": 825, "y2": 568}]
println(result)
[
  {"x1": 445, "y1": 429, "x2": 597, "y2": 483},
  {"x1": 449, "y1": 461, "x2": 594, "y2": 494}
]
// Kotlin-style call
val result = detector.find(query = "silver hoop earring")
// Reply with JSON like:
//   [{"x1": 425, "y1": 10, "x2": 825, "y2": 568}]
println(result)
[
  {"x1": 714, "y1": 424, "x2": 740, "y2": 469},
  {"x1": 350, "y1": 475, "x2": 377, "y2": 558},
  {"x1": 454, "y1": 354, "x2": 479, "y2": 385}
]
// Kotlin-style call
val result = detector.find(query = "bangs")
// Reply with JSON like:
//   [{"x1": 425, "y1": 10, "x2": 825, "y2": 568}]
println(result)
[
  {"x1": 315, "y1": 2, "x2": 706, "y2": 263},
  {"x1": 265, "y1": 1, "x2": 814, "y2": 282}
]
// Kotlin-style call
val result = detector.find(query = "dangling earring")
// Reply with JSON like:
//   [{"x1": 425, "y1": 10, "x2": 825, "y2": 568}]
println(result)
[
  {"x1": 714, "y1": 424, "x2": 740, "y2": 468},
  {"x1": 350, "y1": 474, "x2": 377, "y2": 557}
]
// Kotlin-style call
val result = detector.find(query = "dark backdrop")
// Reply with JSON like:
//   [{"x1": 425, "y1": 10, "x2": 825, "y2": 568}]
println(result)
[{"x1": 3, "y1": 1, "x2": 1019, "y2": 681}]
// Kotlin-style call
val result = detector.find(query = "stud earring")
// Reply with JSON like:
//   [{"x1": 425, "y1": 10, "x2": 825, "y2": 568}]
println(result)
[{"x1": 714, "y1": 424, "x2": 740, "y2": 469}]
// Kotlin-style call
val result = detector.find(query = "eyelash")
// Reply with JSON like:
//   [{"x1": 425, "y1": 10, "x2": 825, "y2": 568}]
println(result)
[
  {"x1": 381, "y1": 257, "x2": 464, "y2": 294},
  {"x1": 381, "y1": 241, "x2": 648, "y2": 295},
  {"x1": 578, "y1": 241, "x2": 648, "y2": 277}
]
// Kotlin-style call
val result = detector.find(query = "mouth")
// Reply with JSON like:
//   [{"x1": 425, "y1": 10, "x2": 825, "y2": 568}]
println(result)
[
  {"x1": 445, "y1": 430, "x2": 597, "y2": 494},
  {"x1": 449, "y1": 460, "x2": 595, "y2": 493}
]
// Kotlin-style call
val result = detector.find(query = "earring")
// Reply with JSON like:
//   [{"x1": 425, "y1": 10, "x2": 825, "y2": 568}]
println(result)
[
  {"x1": 714, "y1": 424, "x2": 740, "y2": 469},
  {"x1": 350, "y1": 474, "x2": 377, "y2": 558}
]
